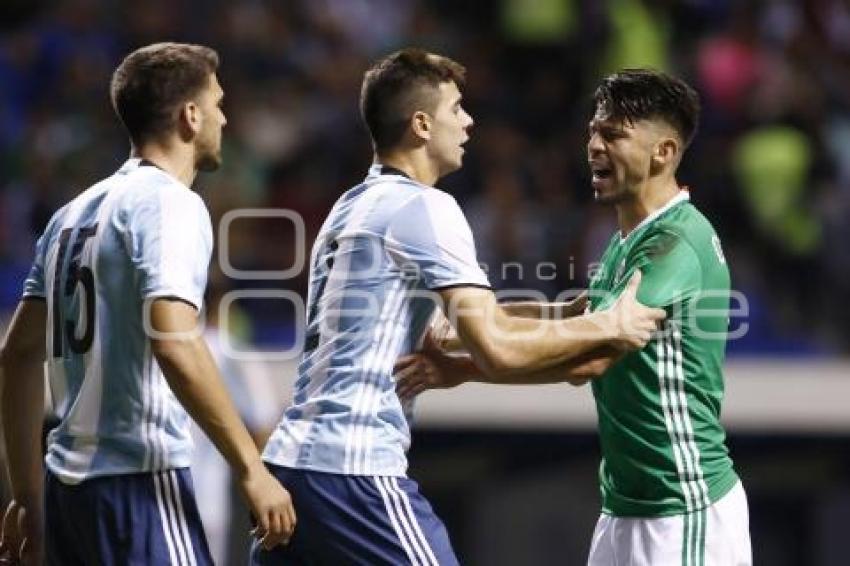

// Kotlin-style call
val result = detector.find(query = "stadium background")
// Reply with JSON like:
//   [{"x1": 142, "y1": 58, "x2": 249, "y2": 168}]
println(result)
[{"x1": 1, "y1": 0, "x2": 849, "y2": 564}]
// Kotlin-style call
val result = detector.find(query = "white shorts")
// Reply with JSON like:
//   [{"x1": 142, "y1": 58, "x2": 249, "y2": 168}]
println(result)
[{"x1": 587, "y1": 481, "x2": 751, "y2": 566}]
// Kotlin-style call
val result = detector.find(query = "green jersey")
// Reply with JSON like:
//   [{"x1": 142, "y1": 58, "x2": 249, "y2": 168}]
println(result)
[{"x1": 588, "y1": 192, "x2": 738, "y2": 517}]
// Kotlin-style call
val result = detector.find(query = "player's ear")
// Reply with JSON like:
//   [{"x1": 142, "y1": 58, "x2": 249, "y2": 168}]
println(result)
[
  {"x1": 411, "y1": 110, "x2": 432, "y2": 142},
  {"x1": 650, "y1": 137, "x2": 679, "y2": 175},
  {"x1": 177, "y1": 100, "x2": 202, "y2": 141}
]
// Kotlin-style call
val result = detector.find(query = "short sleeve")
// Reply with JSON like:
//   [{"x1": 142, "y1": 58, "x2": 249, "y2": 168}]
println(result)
[
  {"x1": 386, "y1": 190, "x2": 490, "y2": 290},
  {"x1": 22, "y1": 231, "x2": 49, "y2": 299},
  {"x1": 128, "y1": 187, "x2": 213, "y2": 310},
  {"x1": 625, "y1": 231, "x2": 702, "y2": 309}
]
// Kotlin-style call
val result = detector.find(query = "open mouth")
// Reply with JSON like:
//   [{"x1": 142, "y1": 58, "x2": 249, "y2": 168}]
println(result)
[{"x1": 590, "y1": 163, "x2": 613, "y2": 181}]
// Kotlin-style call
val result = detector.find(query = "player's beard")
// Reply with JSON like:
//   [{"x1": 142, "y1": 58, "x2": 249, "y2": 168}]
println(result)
[
  {"x1": 195, "y1": 133, "x2": 222, "y2": 172},
  {"x1": 594, "y1": 185, "x2": 629, "y2": 205}
]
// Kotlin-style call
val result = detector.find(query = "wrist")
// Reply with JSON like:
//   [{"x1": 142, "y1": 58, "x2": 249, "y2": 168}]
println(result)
[
  {"x1": 449, "y1": 354, "x2": 479, "y2": 384},
  {"x1": 591, "y1": 311, "x2": 620, "y2": 344},
  {"x1": 234, "y1": 454, "x2": 266, "y2": 480}
]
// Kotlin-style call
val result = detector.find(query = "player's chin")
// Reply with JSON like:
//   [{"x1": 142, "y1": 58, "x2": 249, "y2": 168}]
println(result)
[
  {"x1": 592, "y1": 183, "x2": 624, "y2": 204},
  {"x1": 197, "y1": 151, "x2": 223, "y2": 172}
]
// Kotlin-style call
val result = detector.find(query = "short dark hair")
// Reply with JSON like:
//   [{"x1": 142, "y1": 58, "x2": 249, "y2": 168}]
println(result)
[
  {"x1": 110, "y1": 42, "x2": 219, "y2": 145},
  {"x1": 360, "y1": 48, "x2": 466, "y2": 152},
  {"x1": 594, "y1": 68, "x2": 701, "y2": 147}
]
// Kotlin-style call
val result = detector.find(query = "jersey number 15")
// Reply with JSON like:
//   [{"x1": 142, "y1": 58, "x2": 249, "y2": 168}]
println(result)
[{"x1": 51, "y1": 224, "x2": 99, "y2": 357}]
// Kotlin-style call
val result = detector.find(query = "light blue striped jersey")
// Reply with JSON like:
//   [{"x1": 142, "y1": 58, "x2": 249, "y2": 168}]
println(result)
[
  {"x1": 263, "y1": 164, "x2": 490, "y2": 476},
  {"x1": 23, "y1": 158, "x2": 212, "y2": 484}
]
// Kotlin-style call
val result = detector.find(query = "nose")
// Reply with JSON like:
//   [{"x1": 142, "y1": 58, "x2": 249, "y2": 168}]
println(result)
[
  {"x1": 463, "y1": 109, "x2": 474, "y2": 131},
  {"x1": 587, "y1": 131, "x2": 603, "y2": 156}
]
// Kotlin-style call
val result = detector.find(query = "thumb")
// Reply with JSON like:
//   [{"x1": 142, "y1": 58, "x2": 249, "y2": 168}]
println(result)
[{"x1": 394, "y1": 355, "x2": 418, "y2": 373}]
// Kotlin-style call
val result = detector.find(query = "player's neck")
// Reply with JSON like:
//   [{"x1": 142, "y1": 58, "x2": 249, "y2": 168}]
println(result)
[
  {"x1": 374, "y1": 149, "x2": 440, "y2": 186},
  {"x1": 131, "y1": 142, "x2": 198, "y2": 188},
  {"x1": 616, "y1": 178, "x2": 681, "y2": 237}
]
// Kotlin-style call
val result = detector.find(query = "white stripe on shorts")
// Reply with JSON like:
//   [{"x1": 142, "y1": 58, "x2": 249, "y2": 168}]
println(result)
[
  {"x1": 389, "y1": 477, "x2": 439, "y2": 566},
  {"x1": 154, "y1": 471, "x2": 183, "y2": 565},
  {"x1": 168, "y1": 470, "x2": 198, "y2": 566},
  {"x1": 373, "y1": 476, "x2": 421, "y2": 565}
]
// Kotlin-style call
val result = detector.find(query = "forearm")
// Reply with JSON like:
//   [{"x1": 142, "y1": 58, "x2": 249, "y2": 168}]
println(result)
[
  {"x1": 439, "y1": 283, "x2": 658, "y2": 382},
  {"x1": 154, "y1": 337, "x2": 262, "y2": 477},
  {"x1": 462, "y1": 309, "x2": 617, "y2": 376},
  {"x1": 500, "y1": 294, "x2": 587, "y2": 320},
  {"x1": 457, "y1": 346, "x2": 621, "y2": 385},
  {"x1": 1, "y1": 358, "x2": 45, "y2": 504}
]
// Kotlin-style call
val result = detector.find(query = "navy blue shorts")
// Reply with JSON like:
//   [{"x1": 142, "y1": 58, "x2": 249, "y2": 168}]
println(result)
[
  {"x1": 45, "y1": 468, "x2": 213, "y2": 566},
  {"x1": 250, "y1": 465, "x2": 459, "y2": 566}
]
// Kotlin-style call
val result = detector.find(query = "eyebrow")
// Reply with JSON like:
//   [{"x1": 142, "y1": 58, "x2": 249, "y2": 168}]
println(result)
[{"x1": 589, "y1": 119, "x2": 623, "y2": 131}]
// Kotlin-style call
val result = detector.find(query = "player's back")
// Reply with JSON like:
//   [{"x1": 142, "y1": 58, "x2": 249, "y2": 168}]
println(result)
[
  {"x1": 263, "y1": 165, "x2": 489, "y2": 477},
  {"x1": 24, "y1": 158, "x2": 212, "y2": 484}
]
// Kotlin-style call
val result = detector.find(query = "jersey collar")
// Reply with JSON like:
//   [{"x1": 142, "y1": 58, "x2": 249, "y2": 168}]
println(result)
[
  {"x1": 117, "y1": 158, "x2": 191, "y2": 190},
  {"x1": 619, "y1": 189, "x2": 690, "y2": 244},
  {"x1": 367, "y1": 163, "x2": 412, "y2": 180}
]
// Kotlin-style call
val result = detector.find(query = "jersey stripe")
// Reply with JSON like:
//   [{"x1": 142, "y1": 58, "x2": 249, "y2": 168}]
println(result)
[
  {"x1": 672, "y1": 324, "x2": 709, "y2": 566},
  {"x1": 673, "y1": 324, "x2": 711, "y2": 507},
  {"x1": 657, "y1": 328, "x2": 696, "y2": 563},
  {"x1": 659, "y1": 321, "x2": 712, "y2": 565},
  {"x1": 362, "y1": 283, "x2": 415, "y2": 474},
  {"x1": 344, "y1": 279, "x2": 402, "y2": 473},
  {"x1": 347, "y1": 279, "x2": 407, "y2": 474},
  {"x1": 142, "y1": 340, "x2": 154, "y2": 470}
]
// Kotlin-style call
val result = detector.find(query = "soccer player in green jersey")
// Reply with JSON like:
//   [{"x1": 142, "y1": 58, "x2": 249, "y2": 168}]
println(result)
[
  {"x1": 395, "y1": 69, "x2": 751, "y2": 565},
  {"x1": 582, "y1": 69, "x2": 750, "y2": 566}
]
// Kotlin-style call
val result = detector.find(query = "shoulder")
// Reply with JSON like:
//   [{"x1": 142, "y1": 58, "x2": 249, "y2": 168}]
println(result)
[
  {"x1": 630, "y1": 224, "x2": 701, "y2": 271},
  {"x1": 657, "y1": 203, "x2": 724, "y2": 263},
  {"x1": 397, "y1": 187, "x2": 464, "y2": 219},
  {"x1": 122, "y1": 170, "x2": 208, "y2": 218}
]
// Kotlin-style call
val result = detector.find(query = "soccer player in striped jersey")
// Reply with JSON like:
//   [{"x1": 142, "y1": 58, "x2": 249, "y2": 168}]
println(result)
[
  {"x1": 253, "y1": 49, "x2": 665, "y2": 566},
  {"x1": 0, "y1": 43, "x2": 295, "y2": 565},
  {"x1": 396, "y1": 69, "x2": 751, "y2": 565}
]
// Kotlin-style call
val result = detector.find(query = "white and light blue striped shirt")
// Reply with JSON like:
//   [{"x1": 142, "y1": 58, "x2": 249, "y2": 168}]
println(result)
[
  {"x1": 263, "y1": 164, "x2": 490, "y2": 476},
  {"x1": 23, "y1": 158, "x2": 212, "y2": 484}
]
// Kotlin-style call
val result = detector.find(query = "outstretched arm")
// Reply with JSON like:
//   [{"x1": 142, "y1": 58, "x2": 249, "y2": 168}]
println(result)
[
  {"x1": 430, "y1": 292, "x2": 589, "y2": 352},
  {"x1": 435, "y1": 271, "x2": 662, "y2": 381},
  {"x1": 499, "y1": 292, "x2": 588, "y2": 320},
  {"x1": 395, "y1": 345, "x2": 622, "y2": 400}
]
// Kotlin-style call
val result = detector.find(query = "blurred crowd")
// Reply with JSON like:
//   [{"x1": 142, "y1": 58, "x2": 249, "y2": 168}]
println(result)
[{"x1": 1, "y1": 0, "x2": 849, "y2": 354}]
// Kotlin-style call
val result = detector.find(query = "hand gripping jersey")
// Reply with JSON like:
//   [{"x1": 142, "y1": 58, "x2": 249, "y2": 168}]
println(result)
[
  {"x1": 23, "y1": 158, "x2": 212, "y2": 484},
  {"x1": 263, "y1": 165, "x2": 490, "y2": 476},
  {"x1": 588, "y1": 191, "x2": 739, "y2": 517}
]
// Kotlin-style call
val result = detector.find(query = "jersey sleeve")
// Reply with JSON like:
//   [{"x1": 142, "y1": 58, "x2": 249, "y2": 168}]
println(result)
[
  {"x1": 386, "y1": 190, "x2": 490, "y2": 290},
  {"x1": 22, "y1": 230, "x2": 50, "y2": 299},
  {"x1": 128, "y1": 187, "x2": 213, "y2": 310},
  {"x1": 628, "y1": 230, "x2": 702, "y2": 308}
]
